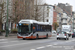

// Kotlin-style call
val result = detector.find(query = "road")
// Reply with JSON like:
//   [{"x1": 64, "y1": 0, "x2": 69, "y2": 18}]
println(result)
[{"x1": 0, "y1": 35, "x2": 75, "y2": 50}]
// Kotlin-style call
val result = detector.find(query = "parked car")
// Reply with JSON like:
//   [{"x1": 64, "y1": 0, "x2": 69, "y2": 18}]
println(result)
[
  {"x1": 72, "y1": 32, "x2": 75, "y2": 38},
  {"x1": 57, "y1": 31, "x2": 69, "y2": 40},
  {"x1": 52, "y1": 30, "x2": 56, "y2": 34}
]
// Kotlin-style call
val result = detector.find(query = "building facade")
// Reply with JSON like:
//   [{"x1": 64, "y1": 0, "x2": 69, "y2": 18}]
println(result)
[
  {"x1": 72, "y1": 12, "x2": 75, "y2": 31},
  {"x1": 58, "y1": 3, "x2": 72, "y2": 15},
  {"x1": 45, "y1": 5, "x2": 53, "y2": 25},
  {"x1": 61, "y1": 13, "x2": 68, "y2": 25}
]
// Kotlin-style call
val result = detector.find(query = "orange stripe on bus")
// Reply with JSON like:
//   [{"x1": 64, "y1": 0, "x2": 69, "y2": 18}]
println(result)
[
  {"x1": 38, "y1": 35, "x2": 52, "y2": 38},
  {"x1": 17, "y1": 36, "x2": 23, "y2": 38},
  {"x1": 39, "y1": 35, "x2": 46, "y2": 38},
  {"x1": 17, "y1": 35, "x2": 52, "y2": 39},
  {"x1": 26, "y1": 36, "x2": 36, "y2": 39}
]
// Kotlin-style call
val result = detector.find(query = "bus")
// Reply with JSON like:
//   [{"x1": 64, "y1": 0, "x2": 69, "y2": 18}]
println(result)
[{"x1": 17, "y1": 19, "x2": 52, "y2": 39}]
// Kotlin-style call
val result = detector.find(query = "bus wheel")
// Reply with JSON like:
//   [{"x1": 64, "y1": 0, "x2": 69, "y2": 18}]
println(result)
[
  {"x1": 46, "y1": 34, "x2": 48, "y2": 38},
  {"x1": 23, "y1": 38, "x2": 25, "y2": 40}
]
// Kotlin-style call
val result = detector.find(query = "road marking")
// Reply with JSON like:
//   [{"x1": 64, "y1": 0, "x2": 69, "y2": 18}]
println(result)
[
  {"x1": 30, "y1": 39, "x2": 75, "y2": 50},
  {"x1": 0, "y1": 39, "x2": 7, "y2": 41},
  {"x1": 53, "y1": 43, "x2": 58, "y2": 45},
  {"x1": 30, "y1": 49, "x2": 36, "y2": 50},
  {"x1": 46, "y1": 45, "x2": 52, "y2": 47},
  {"x1": 36, "y1": 46, "x2": 45, "y2": 49}
]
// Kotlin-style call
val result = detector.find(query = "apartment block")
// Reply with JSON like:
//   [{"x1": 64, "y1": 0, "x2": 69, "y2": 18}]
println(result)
[
  {"x1": 72, "y1": 12, "x2": 75, "y2": 30},
  {"x1": 58, "y1": 3, "x2": 72, "y2": 15},
  {"x1": 44, "y1": 5, "x2": 53, "y2": 25}
]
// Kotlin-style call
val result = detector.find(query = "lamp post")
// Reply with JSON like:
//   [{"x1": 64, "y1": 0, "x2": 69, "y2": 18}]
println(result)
[
  {"x1": 5, "y1": 0, "x2": 9, "y2": 37},
  {"x1": 73, "y1": 14, "x2": 74, "y2": 33}
]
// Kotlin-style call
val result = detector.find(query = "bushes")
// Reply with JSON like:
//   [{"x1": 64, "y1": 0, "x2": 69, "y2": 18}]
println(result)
[
  {"x1": 0, "y1": 29, "x2": 18, "y2": 33},
  {"x1": 0, "y1": 30, "x2": 5, "y2": 35},
  {"x1": 11, "y1": 28, "x2": 18, "y2": 33},
  {"x1": 0, "y1": 30, "x2": 5, "y2": 32}
]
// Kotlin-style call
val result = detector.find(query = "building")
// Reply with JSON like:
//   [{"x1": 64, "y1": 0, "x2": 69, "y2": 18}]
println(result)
[
  {"x1": 53, "y1": 6, "x2": 57, "y2": 23},
  {"x1": 58, "y1": 3, "x2": 72, "y2": 15},
  {"x1": 72, "y1": 12, "x2": 75, "y2": 31},
  {"x1": 34, "y1": 3, "x2": 53, "y2": 25},
  {"x1": 44, "y1": 5, "x2": 53, "y2": 25},
  {"x1": 61, "y1": 13, "x2": 68, "y2": 25},
  {"x1": 53, "y1": 5, "x2": 63, "y2": 30},
  {"x1": 53, "y1": 3, "x2": 72, "y2": 31},
  {"x1": 58, "y1": 3, "x2": 72, "y2": 27}
]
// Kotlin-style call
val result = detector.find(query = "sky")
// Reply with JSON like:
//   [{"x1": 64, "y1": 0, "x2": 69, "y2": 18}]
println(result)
[{"x1": 46, "y1": 0, "x2": 75, "y2": 11}]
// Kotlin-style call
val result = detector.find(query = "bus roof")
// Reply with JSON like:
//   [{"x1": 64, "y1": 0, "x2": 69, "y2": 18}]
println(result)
[{"x1": 19, "y1": 19, "x2": 51, "y2": 25}]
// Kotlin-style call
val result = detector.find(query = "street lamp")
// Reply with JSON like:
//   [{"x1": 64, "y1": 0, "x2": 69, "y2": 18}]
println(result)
[
  {"x1": 73, "y1": 14, "x2": 74, "y2": 32},
  {"x1": 5, "y1": 0, "x2": 9, "y2": 37}
]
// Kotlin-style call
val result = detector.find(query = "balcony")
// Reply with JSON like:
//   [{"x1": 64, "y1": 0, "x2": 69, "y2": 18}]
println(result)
[
  {"x1": 61, "y1": 17, "x2": 67, "y2": 20},
  {"x1": 62, "y1": 23, "x2": 67, "y2": 25}
]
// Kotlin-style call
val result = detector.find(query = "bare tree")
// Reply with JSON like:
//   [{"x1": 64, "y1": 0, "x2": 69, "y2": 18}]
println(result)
[
  {"x1": 0, "y1": 3, "x2": 4, "y2": 30},
  {"x1": 24, "y1": 0, "x2": 34, "y2": 19},
  {"x1": 13, "y1": 0, "x2": 19, "y2": 23},
  {"x1": 34, "y1": 0, "x2": 45, "y2": 21},
  {"x1": 13, "y1": 0, "x2": 26, "y2": 22}
]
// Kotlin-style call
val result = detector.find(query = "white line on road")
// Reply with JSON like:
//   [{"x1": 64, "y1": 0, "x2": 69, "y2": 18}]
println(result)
[
  {"x1": 36, "y1": 46, "x2": 45, "y2": 49},
  {"x1": 53, "y1": 43, "x2": 58, "y2": 45},
  {"x1": 0, "y1": 39, "x2": 7, "y2": 41},
  {"x1": 30, "y1": 39, "x2": 75, "y2": 50},
  {"x1": 46, "y1": 45, "x2": 53, "y2": 47},
  {"x1": 30, "y1": 49, "x2": 36, "y2": 50},
  {"x1": 31, "y1": 45, "x2": 52, "y2": 50}
]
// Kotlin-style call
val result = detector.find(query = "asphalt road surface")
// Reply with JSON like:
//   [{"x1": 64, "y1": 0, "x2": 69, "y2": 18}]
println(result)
[{"x1": 0, "y1": 35, "x2": 75, "y2": 50}]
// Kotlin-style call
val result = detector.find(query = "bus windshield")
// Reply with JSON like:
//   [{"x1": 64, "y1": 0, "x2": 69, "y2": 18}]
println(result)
[{"x1": 18, "y1": 24, "x2": 32, "y2": 33}]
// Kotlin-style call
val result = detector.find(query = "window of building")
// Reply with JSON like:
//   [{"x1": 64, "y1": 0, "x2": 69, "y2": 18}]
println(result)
[{"x1": 46, "y1": 19, "x2": 49, "y2": 22}]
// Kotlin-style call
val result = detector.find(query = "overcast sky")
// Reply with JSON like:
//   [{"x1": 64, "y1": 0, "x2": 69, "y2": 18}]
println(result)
[{"x1": 46, "y1": 0, "x2": 75, "y2": 11}]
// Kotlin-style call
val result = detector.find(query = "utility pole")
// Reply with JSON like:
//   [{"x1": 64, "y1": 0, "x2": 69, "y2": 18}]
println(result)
[
  {"x1": 72, "y1": 12, "x2": 74, "y2": 33},
  {"x1": 5, "y1": 0, "x2": 9, "y2": 37},
  {"x1": 73, "y1": 14, "x2": 74, "y2": 32}
]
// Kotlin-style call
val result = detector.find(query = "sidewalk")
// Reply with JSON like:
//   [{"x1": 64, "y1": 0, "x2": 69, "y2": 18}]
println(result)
[{"x1": 0, "y1": 32, "x2": 17, "y2": 39}]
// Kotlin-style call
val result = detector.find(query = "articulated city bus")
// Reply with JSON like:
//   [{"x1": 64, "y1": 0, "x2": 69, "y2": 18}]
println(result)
[{"x1": 17, "y1": 19, "x2": 52, "y2": 40}]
